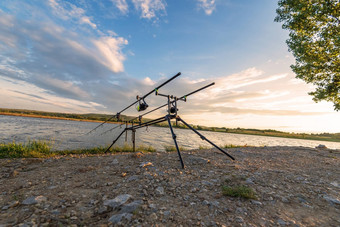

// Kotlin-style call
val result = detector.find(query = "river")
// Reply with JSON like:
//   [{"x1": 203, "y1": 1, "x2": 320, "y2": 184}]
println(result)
[{"x1": 1, "y1": 115, "x2": 339, "y2": 150}]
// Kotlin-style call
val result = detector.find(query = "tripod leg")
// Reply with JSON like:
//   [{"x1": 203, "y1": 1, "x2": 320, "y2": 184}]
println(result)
[
  {"x1": 166, "y1": 116, "x2": 185, "y2": 169},
  {"x1": 132, "y1": 129, "x2": 136, "y2": 152},
  {"x1": 177, "y1": 117, "x2": 235, "y2": 160},
  {"x1": 105, "y1": 128, "x2": 127, "y2": 153}
]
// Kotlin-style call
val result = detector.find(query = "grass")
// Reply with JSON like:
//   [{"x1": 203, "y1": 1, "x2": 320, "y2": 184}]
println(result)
[
  {"x1": 221, "y1": 173, "x2": 257, "y2": 199},
  {"x1": 163, "y1": 145, "x2": 187, "y2": 152},
  {"x1": 198, "y1": 145, "x2": 211, "y2": 150},
  {"x1": 0, "y1": 140, "x2": 156, "y2": 158},
  {"x1": 223, "y1": 144, "x2": 251, "y2": 148},
  {"x1": 0, "y1": 140, "x2": 53, "y2": 158},
  {"x1": 222, "y1": 185, "x2": 256, "y2": 199}
]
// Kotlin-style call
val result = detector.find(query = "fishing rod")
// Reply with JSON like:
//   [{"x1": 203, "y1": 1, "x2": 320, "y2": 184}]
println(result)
[
  {"x1": 118, "y1": 72, "x2": 181, "y2": 114},
  {"x1": 99, "y1": 122, "x2": 126, "y2": 136},
  {"x1": 85, "y1": 72, "x2": 181, "y2": 135},
  {"x1": 101, "y1": 82, "x2": 216, "y2": 135}
]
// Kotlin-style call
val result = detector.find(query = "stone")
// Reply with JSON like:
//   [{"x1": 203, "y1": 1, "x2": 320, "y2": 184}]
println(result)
[
  {"x1": 251, "y1": 200, "x2": 262, "y2": 206},
  {"x1": 127, "y1": 175, "x2": 139, "y2": 182},
  {"x1": 108, "y1": 213, "x2": 133, "y2": 224},
  {"x1": 155, "y1": 186, "x2": 165, "y2": 196},
  {"x1": 150, "y1": 213, "x2": 158, "y2": 221},
  {"x1": 245, "y1": 178, "x2": 254, "y2": 184},
  {"x1": 235, "y1": 216, "x2": 244, "y2": 223},
  {"x1": 22, "y1": 196, "x2": 47, "y2": 205},
  {"x1": 277, "y1": 219, "x2": 287, "y2": 225},
  {"x1": 149, "y1": 203, "x2": 158, "y2": 212},
  {"x1": 202, "y1": 200, "x2": 209, "y2": 206},
  {"x1": 104, "y1": 194, "x2": 132, "y2": 209},
  {"x1": 201, "y1": 180, "x2": 213, "y2": 186},
  {"x1": 330, "y1": 181, "x2": 339, "y2": 188},
  {"x1": 140, "y1": 162, "x2": 153, "y2": 168},
  {"x1": 97, "y1": 206, "x2": 110, "y2": 214},
  {"x1": 111, "y1": 159, "x2": 119, "y2": 165},
  {"x1": 316, "y1": 144, "x2": 327, "y2": 149},
  {"x1": 120, "y1": 200, "x2": 143, "y2": 213},
  {"x1": 2, "y1": 201, "x2": 19, "y2": 210},
  {"x1": 323, "y1": 195, "x2": 340, "y2": 205},
  {"x1": 163, "y1": 210, "x2": 171, "y2": 217}
]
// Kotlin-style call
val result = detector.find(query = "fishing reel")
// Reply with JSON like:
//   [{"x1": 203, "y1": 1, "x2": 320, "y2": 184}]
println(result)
[
  {"x1": 168, "y1": 102, "x2": 178, "y2": 114},
  {"x1": 136, "y1": 96, "x2": 148, "y2": 112}
]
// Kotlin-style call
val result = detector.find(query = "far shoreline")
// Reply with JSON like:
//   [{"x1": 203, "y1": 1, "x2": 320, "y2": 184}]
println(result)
[{"x1": 0, "y1": 112, "x2": 116, "y2": 124}]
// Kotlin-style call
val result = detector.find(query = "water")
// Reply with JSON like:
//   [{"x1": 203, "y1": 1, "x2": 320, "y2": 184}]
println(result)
[{"x1": 1, "y1": 115, "x2": 339, "y2": 150}]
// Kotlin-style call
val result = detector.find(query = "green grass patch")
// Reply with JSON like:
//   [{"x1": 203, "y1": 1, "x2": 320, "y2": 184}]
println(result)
[
  {"x1": 0, "y1": 140, "x2": 53, "y2": 158},
  {"x1": 0, "y1": 141, "x2": 156, "y2": 158},
  {"x1": 198, "y1": 145, "x2": 211, "y2": 150},
  {"x1": 164, "y1": 145, "x2": 187, "y2": 152},
  {"x1": 222, "y1": 185, "x2": 256, "y2": 199},
  {"x1": 223, "y1": 144, "x2": 251, "y2": 148}
]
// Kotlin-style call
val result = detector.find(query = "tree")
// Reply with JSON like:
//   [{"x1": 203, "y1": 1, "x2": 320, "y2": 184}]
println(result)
[{"x1": 275, "y1": 0, "x2": 340, "y2": 110}]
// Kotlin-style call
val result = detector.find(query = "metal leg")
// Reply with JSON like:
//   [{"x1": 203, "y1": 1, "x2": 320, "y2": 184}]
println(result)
[
  {"x1": 105, "y1": 128, "x2": 127, "y2": 153},
  {"x1": 125, "y1": 122, "x2": 128, "y2": 142},
  {"x1": 177, "y1": 117, "x2": 235, "y2": 160},
  {"x1": 132, "y1": 129, "x2": 136, "y2": 152},
  {"x1": 166, "y1": 116, "x2": 185, "y2": 169}
]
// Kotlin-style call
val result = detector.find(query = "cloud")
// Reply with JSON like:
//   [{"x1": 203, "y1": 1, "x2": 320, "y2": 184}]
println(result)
[
  {"x1": 111, "y1": 0, "x2": 129, "y2": 14},
  {"x1": 0, "y1": 9, "x2": 127, "y2": 77},
  {"x1": 0, "y1": 1, "x2": 131, "y2": 113},
  {"x1": 48, "y1": 0, "x2": 97, "y2": 29},
  {"x1": 132, "y1": 0, "x2": 166, "y2": 19},
  {"x1": 93, "y1": 36, "x2": 128, "y2": 73},
  {"x1": 197, "y1": 0, "x2": 216, "y2": 15},
  {"x1": 33, "y1": 75, "x2": 90, "y2": 100}
]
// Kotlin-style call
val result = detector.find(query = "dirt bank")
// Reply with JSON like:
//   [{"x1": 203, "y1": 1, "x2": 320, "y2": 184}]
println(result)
[{"x1": 0, "y1": 146, "x2": 339, "y2": 226}]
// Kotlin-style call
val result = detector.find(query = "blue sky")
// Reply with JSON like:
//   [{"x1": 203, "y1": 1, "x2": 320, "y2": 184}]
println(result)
[{"x1": 0, "y1": 0, "x2": 339, "y2": 133}]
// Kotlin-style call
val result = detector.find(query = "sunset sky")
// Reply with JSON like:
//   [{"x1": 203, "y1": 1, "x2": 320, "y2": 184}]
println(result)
[{"x1": 0, "y1": 0, "x2": 339, "y2": 133}]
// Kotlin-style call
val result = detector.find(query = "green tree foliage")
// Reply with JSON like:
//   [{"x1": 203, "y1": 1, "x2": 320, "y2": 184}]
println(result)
[{"x1": 275, "y1": 0, "x2": 340, "y2": 110}]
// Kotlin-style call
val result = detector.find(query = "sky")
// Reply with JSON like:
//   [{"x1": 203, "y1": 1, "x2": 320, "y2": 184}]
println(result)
[{"x1": 0, "y1": 0, "x2": 339, "y2": 133}]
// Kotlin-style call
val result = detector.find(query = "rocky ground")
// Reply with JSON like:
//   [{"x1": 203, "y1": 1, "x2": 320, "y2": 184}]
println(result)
[{"x1": 0, "y1": 146, "x2": 339, "y2": 226}]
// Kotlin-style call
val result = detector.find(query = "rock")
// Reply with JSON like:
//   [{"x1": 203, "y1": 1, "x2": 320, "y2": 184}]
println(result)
[
  {"x1": 190, "y1": 187, "x2": 198, "y2": 193},
  {"x1": 235, "y1": 216, "x2": 244, "y2": 223},
  {"x1": 315, "y1": 144, "x2": 327, "y2": 149},
  {"x1": 150, "y1": 213, "x2": 158, "y2": 221},
  {"x1": 251, "y1": 200, "x2": 262, "y2": 206},
  {"x1": 22, "y1": 196, "x2": 47, "y2": 205},
  {"x1": 330, "y1": 181, "x2": 339, "y2": 188},
  {"x1": 149, "y1": 203, "x2": 158, "y2": 212},
  {"x1": 111, "y1": 159, "x2": 119, "y2": 165},
  {"x1": 210, "y1": 201, "x2": 219, "y2": 207},
  {"x1": 97, "y1": 206, "x2": 110, "y2": 214},
  {"x1": 155, "y1": 186, "x2": 165, "y2": 195},
  {"x1": 2, "y1": 201, "x2": 19, "y2": 210},
  {"x1": 108, "y1": 213, "x2": 132, "y2": 224},
  {"x1": 202, "y1": 200, "x2": 209, "y2": 206},
  {"x1": 323, "y1": 195, "x2": 340, "y2": 205},
  {"x1": 104, "y1": 194, "x2": 132, "y2": 209},
  {"x1": 11, "y1": 170, "x2": 19, "y2": 177},
  {"x1": 201, "y1": 180, "x2": 213, "y2": 186},
  {"x1": 120, "y1": 200, "x2": 143, "y2": 213},
  {"x1": 245, "y1": 178, "x2": 254, "y2": 184},
  {"x1": 140, "y1": 162, "x2": 153, "y2": 168},
  {"x1": 277, "y1": 218, "x2": 287, "y2": 225},
  {"x1": 163, "y1": 210, "x2": 171, "y2": 217},
  {"x1": 127, "y1": 175, "x2": 139, "y2": 182}
]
